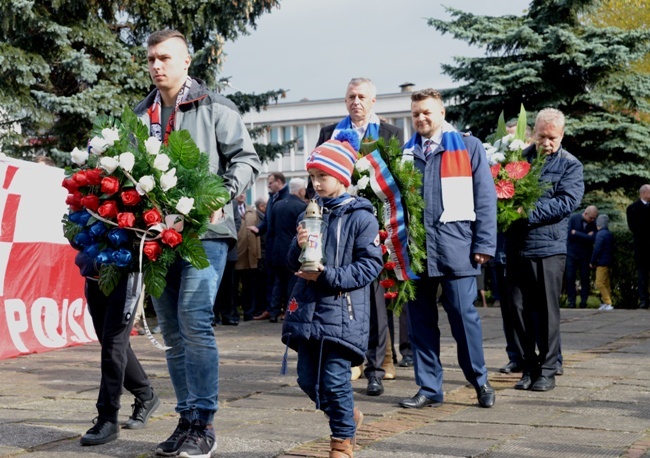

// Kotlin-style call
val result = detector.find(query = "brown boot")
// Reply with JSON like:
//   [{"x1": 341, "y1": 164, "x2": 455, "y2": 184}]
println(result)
[
  {"x1": 330, "y1": 437, "x2": 354, "y2": 458},
  {"x1": 382, "y1": 336, "x2": 397, "y2": 380},
  {"x1": 352, "y1": 407, "x2": 364, "y2": 446}
]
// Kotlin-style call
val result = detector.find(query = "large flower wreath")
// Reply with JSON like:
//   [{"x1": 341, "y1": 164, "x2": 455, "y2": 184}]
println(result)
[
  {"x1": 62, "y1": 107, "x2": 229, "y2": 298},
  {"x1": 351, "y1": 137, "x2": 426, "y2": 314},
  {"x1": 483, "y1": 105, "x2": 547, "y2": 232}
]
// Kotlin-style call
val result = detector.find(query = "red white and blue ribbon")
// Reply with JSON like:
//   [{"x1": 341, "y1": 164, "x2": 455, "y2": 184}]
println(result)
[{"x1": 357, "y1": 151, "x2": 418, "y2": 281}]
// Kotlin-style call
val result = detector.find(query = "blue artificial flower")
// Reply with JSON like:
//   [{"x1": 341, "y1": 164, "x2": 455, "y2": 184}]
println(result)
[
  {"x1": 108, "y1": 228, "x2": 130, "y2": 247},
  {"x1": 83, "y1": 243, "x2": 100, "y2": 260},
  {"x1": 112, "y1": 248, "x2": 133, "y2": 268},
  {"x1": 89, "y1": 221, "x2": 108, "y2": 239},
  {"x1": 69, "y1": 210, "x2": 92, "y2": 226},
  {"x1": 73, "y1": 231, "x2": 93, "y2": 247},
  {"x1": 96, "y1": 249, "x2": 115, "y2": 265}
]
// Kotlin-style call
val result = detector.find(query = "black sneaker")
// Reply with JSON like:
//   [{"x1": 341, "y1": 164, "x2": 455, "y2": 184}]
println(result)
[
  {"x1": 156, "y1": 417, "x2": 191, "y2": 456},
  {"x1": 80, "y1": 417, "x2": 119, "y2": 446},
  {"x1": 176, "y1": 420, "x2": 217, "y2": 458},
  {"x1": 124, "y1": 391, "x2": 160, "y2": 430}
]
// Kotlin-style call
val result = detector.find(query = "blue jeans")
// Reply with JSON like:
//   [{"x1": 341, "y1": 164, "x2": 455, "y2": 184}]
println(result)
[
  {"x1": 152, "y1": 239, "x2": 228, "y2": 424},
  {"x1": 297, "y1": 341, "x2": 355, "y2": 439}
]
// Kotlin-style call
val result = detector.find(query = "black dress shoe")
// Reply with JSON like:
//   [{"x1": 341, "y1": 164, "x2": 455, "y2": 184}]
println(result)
[
  {"x1": 221, "y1": 318, "x2": 239, "y2": 326},
  {"x1": 514, "y1": 373, "x2": 533, "y2": 390},
  {"x1": 499, "y1": 361, "x2": 522, "y2": 374},
  {"x1": 269, "y1": 314, "x2": 279, "y2": 323},
  {"x1": 399, "y1": 393, "x2": 442, "y2": 409},
  {"x1": 366, "y1": 376, "x2": 384, "y2": 396},
  {"x1": 531, "y1": 375, "x2": 555, "y2": 391},
  {"x1": 80, "y1": 418, "x2": 119, "y2": 446},
  {"x1": 399, "y1": 355, "x2": 414, "y2": 367},
  {"x1": 124, "y1": 392, "x2": 160, "y2": 430},
  {"x1": 640, "y1": 303, "x2": 649, "y2": 310},
  {"x1": 555, "y1": 363, "x2": 564, "y2": 376},
  {"x1": 476, "y1": 382, "x2": 495, "y2": 408}
]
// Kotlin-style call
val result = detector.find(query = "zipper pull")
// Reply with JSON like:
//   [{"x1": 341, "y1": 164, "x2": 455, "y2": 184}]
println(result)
[{"x1": 346, "y1": 294, "x2": 355, "y2": 321}]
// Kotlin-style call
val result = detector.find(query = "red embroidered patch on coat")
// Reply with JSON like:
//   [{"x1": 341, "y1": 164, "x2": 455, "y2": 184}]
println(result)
[{"x1": 288, "y1": 298, "x2": 299, "y2": 313}]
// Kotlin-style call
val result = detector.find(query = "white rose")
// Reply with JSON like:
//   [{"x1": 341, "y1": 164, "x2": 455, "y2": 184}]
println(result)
[
  {"x1": 175, "y1": 197, "x2": 195, "y2": 215},
  {"x1": 355, "y1": 156, "x2": 371, "y2": 172},
  {"x1": 119, "y1": 152, "x2": 135, "y2": 172},
  {"x1": 144, "y1": 137, "x2": 162, "y2": 155},
  {"x1": 357, "y1": 175, "x2": 370, "y2": 190},
  {"x1": 153, "y1": 153, "x2": 171, "y2": 171},
  {"x1": 160, "y1": 168, "x2": 178, "y2": 191},
  {"x1": 509, "y1": 139, "x2": 527, "y2": 151},
  {"x1": 501, "y1": 133, "x2": 515, "y2": 146},
  {"x1": 137, "y1": 175, "x2": 155, "y2": 194},
  {"x1": 492, "y1": 152, "x2": 506, "y2": 164},
  {"x1": 88, "y1": 136, "x2": 109, "y2": 155},
  {"x1": 100, "y1": 156, "x2": 120, "y2": 174},
  {"x1": 484, "y1": 145, "x2": 498, "y2": 157},
  {"x1": 101, "y1": 127, "x2": 120, "y2": 146},
  {"x1": 70, "y1": 147, "x2": 89, "y2": 165}
]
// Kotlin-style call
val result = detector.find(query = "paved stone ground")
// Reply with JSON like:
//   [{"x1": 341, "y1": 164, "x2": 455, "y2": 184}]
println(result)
[{"x1": 1, "y1": 307, "x2": 649, "y2": 457}]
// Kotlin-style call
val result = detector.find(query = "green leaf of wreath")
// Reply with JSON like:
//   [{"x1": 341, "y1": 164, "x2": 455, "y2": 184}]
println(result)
[
  {"x1": 167, "y1": 130, "x2": 201, "y2": 169},
  {"x1": 179, "y1": 236, "x2": 209, "y2": 270},
  {"x1": 98, "y1": 263, "x2": 122, "y2": 297},
  {"x1": 143, "y1": 261, "x2": 168, "y2": 299}
]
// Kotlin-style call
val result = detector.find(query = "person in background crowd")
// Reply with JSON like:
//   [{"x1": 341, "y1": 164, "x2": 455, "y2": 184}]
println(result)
[
  {"x1": 506, "y1": 108, "x2": 583, "y2": 393},
  {"x1": 134, "y1": 29, "x2": 260, "y2": 457},
  {"x1": 213, "y1": 200, "x2": 241, "y2": 326},
  {"x1": 565, "y1": 206, "x2": 598, "y2": 308},
  {"x1": 626, "y1": 184, "x2": 650, "y2": 309},
  {"x1": 590, "y1": 214, "x2": 615, "y2": 311},
  {"x1": 234, "y1": 194, "x2": 263, "y2": 321},
  {"x1": 399, "y1": 88, "x2": 496, "y2": 410},
  {"x1": 250, "y1": 172, "x2": 289, "y2": 321}
]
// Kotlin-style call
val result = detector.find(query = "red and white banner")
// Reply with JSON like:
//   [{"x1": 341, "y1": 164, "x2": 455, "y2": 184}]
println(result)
[{"x1": 1, "y1": 157, "x2": 96, "y2": 360}]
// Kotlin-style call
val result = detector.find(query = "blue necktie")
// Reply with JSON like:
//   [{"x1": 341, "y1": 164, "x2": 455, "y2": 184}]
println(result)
[{"x1": 423, "y1": 139, "x2": 433, "y2": 161}]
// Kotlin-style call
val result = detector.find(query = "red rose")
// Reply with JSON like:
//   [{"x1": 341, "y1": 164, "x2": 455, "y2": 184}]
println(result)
[
  {"x1": 142, "y1": 208, "x2": 162, "y2": 226},
  {"x1": 101, "y1": 176, "x2": 120, "y2": 195},
  {"x1": 505, "y1": 161, "x2": 531, "y2": 180},
  {"x1": 378, "y1": 230, "x2": 388, "y2": 241},
  {"x1": 80, "y1": 194, "x2": 100, "y2": 212},
  {"x1": 490, "y1": 163, "x2": 501, "y2": 179},
  {"x1": 66, "y1": 191, "x2": 83, "y2": 211},
  {"x1": 384, "y1": 261, "x2": 396, "y2": 270},
  {"x1": 380, "y1": 278, "x2": 396, "y2": 289},
  {"x1": 85, "y1": 168, "x2": 103, "y2": 186},
  {"x1": 143, "y1": 241, "x2": 162, "y2": 261},
  {"x1": 97, "y1": 200, "x2": 119, "y2": 219},
  {"x1": 381, "y1": 244, "x2": 388, "y2": 255},
  {"x1": 384, "y1": 291, "x2": 398, "y2": 300},
  {"x1": 62, "y1": 177, "x2": 79, "y2": 193},
  {"x1": 72, "y1": 171, "x2": 88, "y2": 186},
  {"x1": 161, "y1": 228, "x2": 183, "y2": 247},
  {"x1": 495, "y1": 180, "x2": 515, "y2": 199},
  {"x1": 117, "y1": 212, "x2": 136, "y2": 228},
  {"x1": 120, "y1": 189, "x2": 141, "y2": 206}
]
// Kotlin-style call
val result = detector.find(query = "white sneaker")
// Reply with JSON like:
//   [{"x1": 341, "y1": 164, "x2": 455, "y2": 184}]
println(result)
[{"x1": 601, "y1": 304, "x2": 614, "y2": 311}]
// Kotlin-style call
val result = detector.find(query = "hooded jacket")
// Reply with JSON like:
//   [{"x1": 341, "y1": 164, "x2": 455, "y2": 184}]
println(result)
[
  {"x1": 133, "y1": 78, "x2": 261, "y2": 247},
  {"x1": 281, "y1": 196, "x2": 383, "y2": 366}
]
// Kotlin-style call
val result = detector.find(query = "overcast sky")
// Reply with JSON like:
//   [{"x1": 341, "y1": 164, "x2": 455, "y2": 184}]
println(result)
[{"x1": 219, "y1": 0, "x2": 531, "y2": 102}]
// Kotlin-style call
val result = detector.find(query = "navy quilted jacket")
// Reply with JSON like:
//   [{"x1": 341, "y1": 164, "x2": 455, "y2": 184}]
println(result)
[{"x1": 281, "y1": 196, "x2": 383, "y2": 366}]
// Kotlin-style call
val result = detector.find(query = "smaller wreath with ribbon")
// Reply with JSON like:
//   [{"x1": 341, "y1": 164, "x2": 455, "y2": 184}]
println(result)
[{"x1": 62, "y1": 106, "x2": 229, "y2": 298}]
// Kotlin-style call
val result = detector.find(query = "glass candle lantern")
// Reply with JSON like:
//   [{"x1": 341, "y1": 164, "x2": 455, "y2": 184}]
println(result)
[{"x1": 298, "y1": 199, "x2": 326, "y2": 272}]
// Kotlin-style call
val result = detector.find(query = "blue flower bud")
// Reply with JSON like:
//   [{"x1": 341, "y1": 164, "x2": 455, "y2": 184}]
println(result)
[
  {"x1": 73, "y1": 231, "x2": 93, "y2": 247},
  {"x1": 96, "y1": 249, "x2": 115, "y2": 265},
  {"x1": 89, "y1": 221, "x2": 108, "y2": 239},
  {"x1": 83, "y1": 243, "x2": 100, "y2": 260},
  {"x1": 112, "y1": 248, "x2": 133, "y2": 268},
  {"x1": 69, "y1": 210, "x2": 92, "y2": 226},
  {"x1": 108, "y1": 228, "x2": 130, "y2": 247}
]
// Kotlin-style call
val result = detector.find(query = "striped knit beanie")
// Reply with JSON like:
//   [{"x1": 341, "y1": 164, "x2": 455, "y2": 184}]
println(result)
[{"x1": 306, "y1": 129, "x2": 360, "y2": 187}]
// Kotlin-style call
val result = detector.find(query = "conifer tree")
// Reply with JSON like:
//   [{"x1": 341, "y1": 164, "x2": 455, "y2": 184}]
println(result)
[
  {"x1": 427, "y1": 0, "x2": 650, "y2": 203},
  {"x1": 0, "y1": 0, "x2": 287, "y2": 163}
]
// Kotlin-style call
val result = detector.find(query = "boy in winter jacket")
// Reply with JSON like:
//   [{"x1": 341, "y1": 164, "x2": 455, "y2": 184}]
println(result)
[
  {"x1": 590, "y1": 214, "x2": 615, "y2": 310},
  {"x1": 281, "y1": 130, "x2": 383, "y2": 458}
]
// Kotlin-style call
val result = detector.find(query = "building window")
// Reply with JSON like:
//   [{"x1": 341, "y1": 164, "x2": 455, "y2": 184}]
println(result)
[
  {"x1": 283, "y1": 126, "x2": 292, "y2": 144},
  {"x1": 295, "y1": 125, "x2": 304, "y2": 151},
  {"x1": 270, "y1": 127, "x2": 280, "y2": 145},
  {"x1": 394, "y1": 117, "x2": 406, "y2": 132}
]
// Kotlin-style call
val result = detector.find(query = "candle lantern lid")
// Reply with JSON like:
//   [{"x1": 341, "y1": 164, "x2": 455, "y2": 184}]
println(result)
[{"x1": 304, "y1": 199, "x2": 322, "y2": 219}]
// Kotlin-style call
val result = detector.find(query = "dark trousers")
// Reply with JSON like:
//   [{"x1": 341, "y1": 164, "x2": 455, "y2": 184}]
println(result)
[
  {"x1": 86, "y1": 276, "x2": 151, "y2": 423},
  {"x1": 495, "y1": 264, "x2": 521, "y2": 364},
  {"x1": 398, "y1": 304, "x2": 412, "y2": 358},
  {"x1": 565, "y1": 255, "x2": 591, "y2": 307},
  {"x1": 636, "y1": 265, "x2": 650, "y2": 307},
  {"x1": 269, "y1": 265, "x2": 297, "y2": 318},
  {"x1": 236, "y1": 268, "x2": 264, "y2": 320},
  {"x1": 364, "y1": 281, "x2": 389, "y2": 379},
  {"x1": 408, "y1": 276, "x2": 488, "y2": 401},
  {"x1": 215, "y1": 260, "x2": 238, "y2": 323},
  {"x1": 508, "y1": 254, "x2": 564, "y2": 378}
]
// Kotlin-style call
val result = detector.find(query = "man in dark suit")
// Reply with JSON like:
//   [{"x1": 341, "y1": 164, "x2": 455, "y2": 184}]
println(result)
[
  {"x1": 627, "y1": 184, "x2": 650, "y2": 309},
  {"x1": 565, "y1": 205, "x2": 598, "y2": 308},
  {"x1": 315, "y1": 77, "x2": 403, "y2": 397}
]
